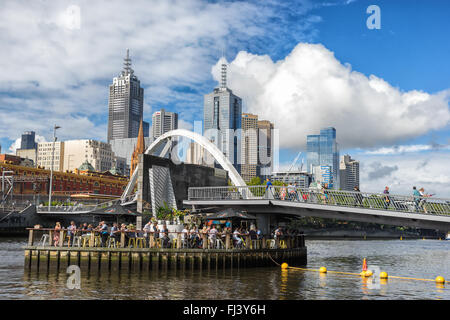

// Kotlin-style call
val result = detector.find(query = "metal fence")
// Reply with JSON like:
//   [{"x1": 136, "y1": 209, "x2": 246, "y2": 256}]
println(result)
[{"x1": 188, "y1": 185, "x2": 450, "y2": 216}]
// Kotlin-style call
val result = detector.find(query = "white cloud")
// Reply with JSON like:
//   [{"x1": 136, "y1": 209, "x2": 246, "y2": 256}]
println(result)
[
  {"x1": 365, "y1": 144, "x2": 450, "y2": 155},
  {"x1": 0, "y1": 0, "x2": 323, "y2": 144},
  {"x1": 358, "y1": 151, "x2": 450, "y2": 198},
  {"x1": 213, "y1": 43, "x2": 450, "y2": 150}
]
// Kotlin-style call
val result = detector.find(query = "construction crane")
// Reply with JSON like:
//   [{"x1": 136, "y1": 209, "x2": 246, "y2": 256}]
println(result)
[{"x1": 282, "y1": 151, "x2": 302, "y2": 183}]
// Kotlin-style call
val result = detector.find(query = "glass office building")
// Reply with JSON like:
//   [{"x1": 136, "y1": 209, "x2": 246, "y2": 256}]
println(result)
[
  {"x1": 203, "y1": 62, "x2": 242, "y2": 173},
  {"x1": 306, "y1": 127, "x2": 339, "y2": 189}
]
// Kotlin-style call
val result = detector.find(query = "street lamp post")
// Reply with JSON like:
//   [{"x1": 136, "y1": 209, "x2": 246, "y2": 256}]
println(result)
[{"x1": 48, "y1": 125, "x2": 61, "y2": 211}]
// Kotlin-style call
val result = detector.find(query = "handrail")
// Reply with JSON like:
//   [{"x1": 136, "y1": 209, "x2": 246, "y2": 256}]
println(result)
[
  {"x1": 187, "y1": 185, "x2": 450, "y2": 216},
  {"x1": 25, "y1": 227, "x2": 305, "y2": 250}
]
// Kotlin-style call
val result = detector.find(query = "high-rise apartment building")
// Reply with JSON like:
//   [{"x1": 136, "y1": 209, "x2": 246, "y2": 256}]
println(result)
[
  {"x1": 37, "y1": 141, "x2": 65, "y2": 171},
  {"x1": 257, "y1": 119, "x2": 274, "y2": 181},
  {"x1": 203, "y1": 61, "x2": 242, "y2": 173},
  {"x1": 107, "y1": 49, "x2": 149, "y2": 142},
  {"x1": 339, "y1": 154, "x2": 360, "y2": 191},
  {"x1": 241, "y1": 113, "x2": 258, "y2": 182},
  {"x1": 306, "y1": 127, "x2": 339, "y2": 189},
  {"x1": 152, "y1": 108, "x2": 178, "y2": 139}
]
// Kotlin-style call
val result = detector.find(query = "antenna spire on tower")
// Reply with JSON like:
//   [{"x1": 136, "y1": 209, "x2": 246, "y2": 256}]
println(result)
[
  {"x1": 220, "y1": 61, "x2": 227, "y2": 89},
  {"x1": 123, "y1": 48, "x2": 134, "y2": 76}
]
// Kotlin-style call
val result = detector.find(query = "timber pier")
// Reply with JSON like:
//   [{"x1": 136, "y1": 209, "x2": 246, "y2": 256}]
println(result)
[{"x1": 24, "y1": 228, "x2": 307, "y2": 272}]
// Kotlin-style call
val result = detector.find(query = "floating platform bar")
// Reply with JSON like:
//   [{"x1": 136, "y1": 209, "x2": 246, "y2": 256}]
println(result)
[{"x1": 23, "y1": 228, "x2": 307, "y2": 272}]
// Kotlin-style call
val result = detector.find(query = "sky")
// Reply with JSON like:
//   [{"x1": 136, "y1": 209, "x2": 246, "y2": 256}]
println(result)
[{"x1": 0, "y1": 0, "x2": 449, "y2": 196}]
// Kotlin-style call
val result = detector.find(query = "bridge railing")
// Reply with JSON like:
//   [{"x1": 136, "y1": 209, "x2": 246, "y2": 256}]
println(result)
[
  {"x1": 188, "y1": 186, "x2": 450, "y2": 216},
  {"x1": 36, "y1": 199, "x2": 120, "y2": 213}
]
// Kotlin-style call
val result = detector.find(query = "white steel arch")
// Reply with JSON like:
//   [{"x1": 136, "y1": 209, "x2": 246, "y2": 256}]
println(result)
[{"x1": 121, "y1": 129, "x2": 246, "y2": 201}]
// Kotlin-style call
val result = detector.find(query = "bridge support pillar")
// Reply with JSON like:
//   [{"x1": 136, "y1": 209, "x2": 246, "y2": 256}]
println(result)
[{"x1": 255, "y1": 214, "x2": 271, "y2": 236}]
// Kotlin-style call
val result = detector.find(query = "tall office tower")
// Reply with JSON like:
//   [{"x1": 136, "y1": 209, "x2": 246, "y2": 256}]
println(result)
[
  {"x1": 339, "y1": 154, "x2": 360, "y2": 191},
  {"x1": 306, "y1": 127, "x2": 339, "y2": 189},
  {"x1": 20, "y1": 131, "x2": 37, "y2": 150},
  {"x1": 152, "y1": 108, "x2": 178, "y2": 139},
  {"x1": 203, "y1": 61, "x2": 242, "y2": 173},
  {"x1": 257, "y1": 119, "x2": 274, "y2": 181},
  {"x1": 107, "y1": 49, "x2": 149, "y2": 142},
  {"x1": 241, "y1": 113, "x2": 258, "y2": 182}
]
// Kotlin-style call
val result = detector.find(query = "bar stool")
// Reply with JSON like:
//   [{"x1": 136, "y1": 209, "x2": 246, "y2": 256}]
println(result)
[
  {"x1": 216, "y1": 238, "x2": 224, "y2": 249},
  {"x1": 135, "y1": 237, "x2": 145, "y2": 248},
  {"x1": 81, "y1": 236, "x2": 90, "y2": 247},
  {"x1": 128, "y1": 238, "x2": 137, "y2": 248},
  {"x1": 108, "y1": 237, "x2": 117, "y2": 248},
  {"x1": 73, "y1": 236, "x2": 82, "y2": 247},
  {"x1": 39, "y1": 234, "x2": 49, "y2": 246},
  {"x1": 279, "y1": 240, "x2": 287, "y2": 249},
  {"x1": 94, "y1": 235, "x2": 102, "y2": 247},
  {"x1": 171, "y1": 238, "x2": 178, "y2": 249},
  {"x1": 267, "y1": 239, "x2": 275, "y2": 249}
]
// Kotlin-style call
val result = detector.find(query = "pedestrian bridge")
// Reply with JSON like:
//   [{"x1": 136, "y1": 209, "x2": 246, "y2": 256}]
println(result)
[{"x1": 184, "y1": 186, "x2": 450, "y2": 232}]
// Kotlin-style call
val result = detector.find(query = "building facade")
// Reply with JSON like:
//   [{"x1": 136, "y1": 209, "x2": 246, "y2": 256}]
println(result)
[
  {"x1": 62, "y1": 139, "x2": 116, "y2": 173},
  {"x1": 37, "y1": 141, "x2": 65, "y2": 172},
  {"x1": 241, "y1": 113, "x2": 258, "y2": 182},
  {"x1": 152, "y1": 108, "x2": 178, "y2": 139},
  {"x1": 257, "y1": 119, "x2": 274, "y2": 181},
  {"x1": 0, "y1": 161, "x2": 129, "y2": 198},
  {"x1": 203, "y1": 62, "x2": 242, "y2": 173},
  {"x1": 271, "y1": 171, "x2": 311, "y2": 188},
  {"x1": 107, "y1": 49, "x2": 149, "y2": 142},
  {"x1": 306, "y1": 127, "x2": 339, "y2": 189},
  {"x1": 339, "y1": 154, "x2": 360, "y2": 191}
]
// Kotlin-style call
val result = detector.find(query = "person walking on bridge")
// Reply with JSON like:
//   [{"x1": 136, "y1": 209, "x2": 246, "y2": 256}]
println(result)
[
  {"x1": 265, "y1": 178, "x2": 273, "y2": 199},
  {"x1": 413, "y1": 186, "x2": 421, "y2": 212},
  {"x1": 354, "y1": 186, "x2": 363, "y2": 207},
  {"x1": 383, "y1": 186, "x2": 391, "y2": 210}
]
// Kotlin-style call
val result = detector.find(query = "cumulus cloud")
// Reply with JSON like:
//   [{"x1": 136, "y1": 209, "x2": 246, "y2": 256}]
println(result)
[
  {"x1": 358, "y1": 152, "x2": 450, "y2": 197},
  {"x1": 213, "y1": 43, "x2": 450, "y2": 150},
  {"x1": 367, "y1": 162, "x2": 398, "y2": 180},
  {"x1": 0, "y1": 0, "x2": 324, "y2": 145},
  {"x1": 365, "y1": 143, "x2": 450, "y2": 155}
]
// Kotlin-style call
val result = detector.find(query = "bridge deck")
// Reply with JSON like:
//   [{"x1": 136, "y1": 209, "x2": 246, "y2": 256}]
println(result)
[{"x1": 184, "y1": 186, "x2": 450, "y2": 231}]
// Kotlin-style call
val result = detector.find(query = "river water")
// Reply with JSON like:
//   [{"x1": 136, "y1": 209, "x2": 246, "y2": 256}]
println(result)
[{"x1": 0, "y1": 237, "x2": 448, "y2": 300}]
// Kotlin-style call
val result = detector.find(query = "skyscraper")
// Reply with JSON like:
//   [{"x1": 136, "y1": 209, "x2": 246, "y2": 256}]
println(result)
[
  {"x1": 307, "y1": 127, "x2": 339, "y2": 189},
  {"x1": 20, "y1": 131, "x2": 37, "y2": 150},
  {"x1": 257, "y1": 119, "x2": 274, "y2": 181},
  {"x1": 241, "y1": 113, "x2": 258, "y2": 182},
  {"x1": 107, "y1": 49, "x2": 149, "y2": 142},
  {"x1": 339, "y1": 154, "x2": 360, "y2": 191},
  {"x1": 203, "y1": 60, "x2": 242, "y2": 173},
  {"x1": 152, "y1": 108, "x2": 178, "y2": 139}
]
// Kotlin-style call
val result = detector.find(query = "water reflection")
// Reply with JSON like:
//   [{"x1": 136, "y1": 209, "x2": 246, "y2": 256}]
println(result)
[{"x1": 1, "y1": 238, "x2": 449, "y2": 299}]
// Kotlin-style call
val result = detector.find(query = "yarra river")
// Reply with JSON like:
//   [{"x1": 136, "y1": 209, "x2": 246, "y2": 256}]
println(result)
[{"x1": 0, "y1": 237, "x2": 448, "y2": 300}]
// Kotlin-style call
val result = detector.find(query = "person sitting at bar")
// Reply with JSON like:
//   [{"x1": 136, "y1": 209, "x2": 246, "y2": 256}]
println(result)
[
  {"x1": 53, "y1": 222, "x2": 61, "y2": 247},
  {"x1": 233, "y1": 227, "x2": 243, "y2": 248},
  {"x1": 110, "y1": 222, "x2": 120, "y2": 244},
  {"x1": 161, "y1": 232, "x2": 171, "y2": 248},
  {"x1": 99, "y1": 221, "x2": 109, "y2": 247},
  {"x1": 67, "y1": 221, "x2": 77, "y2": 247},
  {"x1": 208, "y1": 225, "x2": 218, "y2": 248},
  {"x1": 189, "y1": 225, "x2": 199, "y2": 248}
]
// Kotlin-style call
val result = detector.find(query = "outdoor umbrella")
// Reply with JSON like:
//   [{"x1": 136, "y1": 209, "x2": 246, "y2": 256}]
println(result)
[{"x1": 204, "y1": 208, "x2": 257, "y2": 220}]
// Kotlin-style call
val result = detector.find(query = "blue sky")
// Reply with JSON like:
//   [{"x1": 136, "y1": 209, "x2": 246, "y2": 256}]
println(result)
[{"x1": 0, "y1": 0, "x2": 449, "y2": 195}]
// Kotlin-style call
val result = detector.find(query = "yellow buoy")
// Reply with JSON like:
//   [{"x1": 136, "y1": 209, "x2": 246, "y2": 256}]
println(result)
[
  {"x1": 319, "y1": 267, "x2": 327, "y2": 273},
  {"x1": 435, "y1": 276, "x2": 445, "y2": 284},
  {"x1": 380, "y1": 271, "x2": 388, "y2": 279},
  {"x1": 364, "y1": 270, "x2": 373, "y2": 277},
  {"x1": 281, "y1": 263, "x2": 289, "y2": 270}
]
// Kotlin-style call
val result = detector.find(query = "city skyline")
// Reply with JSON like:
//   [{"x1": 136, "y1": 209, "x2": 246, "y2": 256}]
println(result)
[{"x1": 0, "y1": 0, "x2": 449, "y2": 196}]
